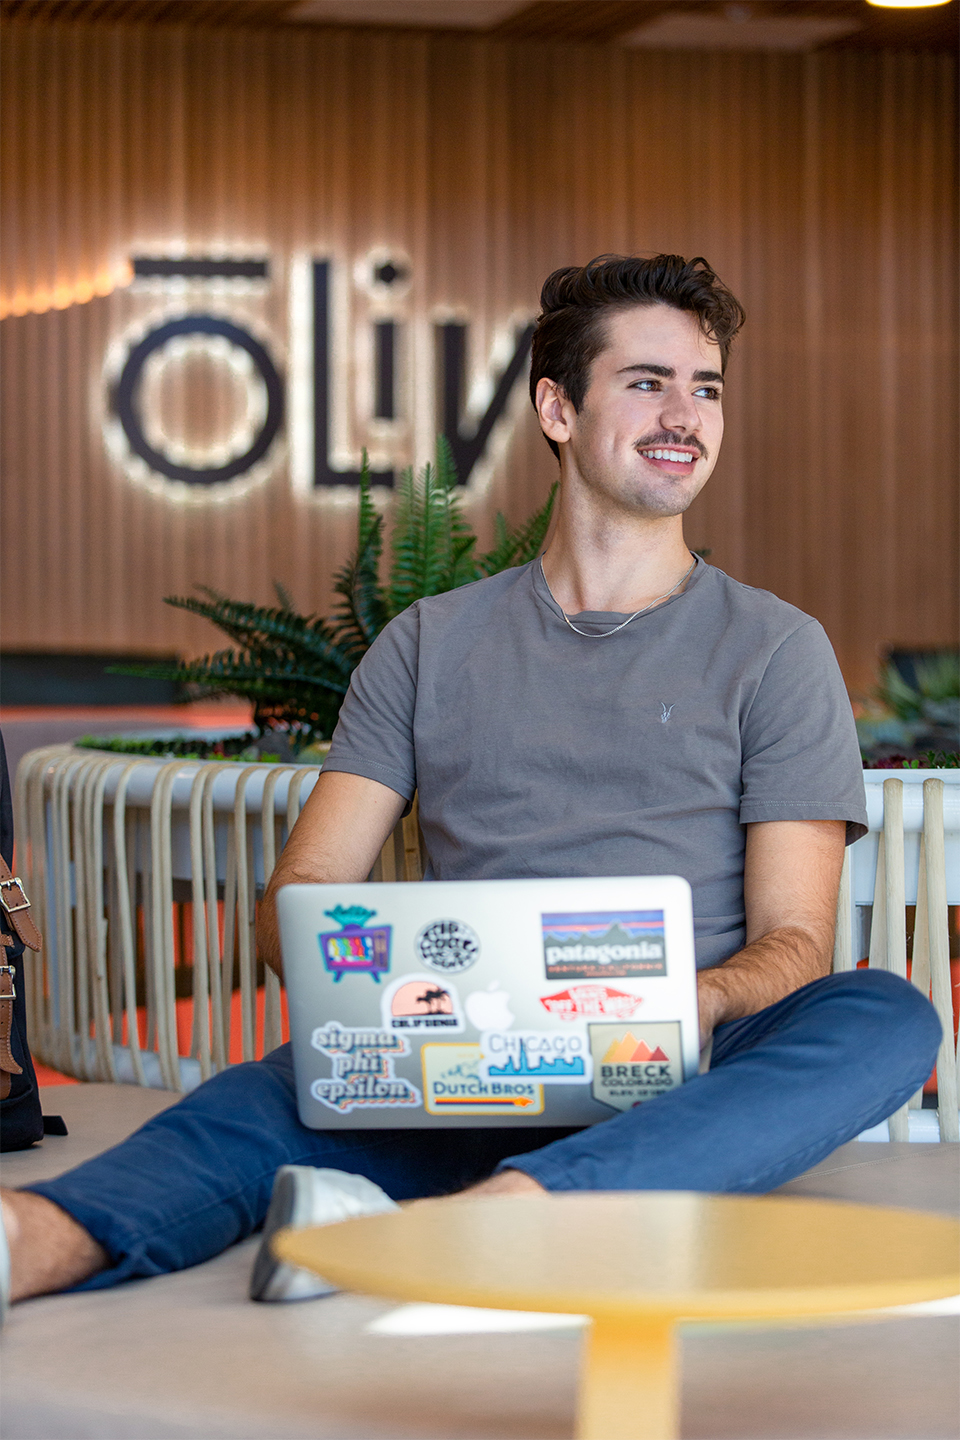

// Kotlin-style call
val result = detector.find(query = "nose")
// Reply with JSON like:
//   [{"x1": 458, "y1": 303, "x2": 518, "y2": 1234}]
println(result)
[{"x1": 658, "y1": 384, "x2": 701, "y2": 436}]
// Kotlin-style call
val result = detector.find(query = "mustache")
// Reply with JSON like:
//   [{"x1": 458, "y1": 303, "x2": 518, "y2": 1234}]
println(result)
[{"x1": 633, "y1": 431, "x2": 707, "y2": 460}]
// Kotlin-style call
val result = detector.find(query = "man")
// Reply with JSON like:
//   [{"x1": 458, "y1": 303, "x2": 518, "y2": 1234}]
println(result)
[{"x1": 1, "y1": 255, "x2": 939, "y2": 1309}]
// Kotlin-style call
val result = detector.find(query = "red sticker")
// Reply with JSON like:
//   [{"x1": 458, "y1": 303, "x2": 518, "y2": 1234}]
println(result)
[{"x1": 539, "y1": 984, "x2": 643, "y2": 1022}]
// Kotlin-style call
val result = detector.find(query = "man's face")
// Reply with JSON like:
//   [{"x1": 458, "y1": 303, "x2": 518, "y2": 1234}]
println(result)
[{"x1": 557, "y1": 303, "x2": 725, "y2": 519}]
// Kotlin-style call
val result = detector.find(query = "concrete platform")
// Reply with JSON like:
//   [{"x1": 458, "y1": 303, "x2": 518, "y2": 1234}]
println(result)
[{"x1": 2, "y1": 1085, "x2": 958, "y2": 1440}]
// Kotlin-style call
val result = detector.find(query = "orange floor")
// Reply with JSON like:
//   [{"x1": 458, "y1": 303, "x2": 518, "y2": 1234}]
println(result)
[{"x1": 36, "y1": 986, "x2": 290, "y2": 1086}]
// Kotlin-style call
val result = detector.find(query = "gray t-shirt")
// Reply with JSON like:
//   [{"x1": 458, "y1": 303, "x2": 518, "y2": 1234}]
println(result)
[{"x1": 323, "y1": 557, "x2": 867, "y2": 969}]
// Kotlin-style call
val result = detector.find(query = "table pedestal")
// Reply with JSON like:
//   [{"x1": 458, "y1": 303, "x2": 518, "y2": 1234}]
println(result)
[{"x1": 578, "y1": 1315, "x2": 677, "y2": 1440}]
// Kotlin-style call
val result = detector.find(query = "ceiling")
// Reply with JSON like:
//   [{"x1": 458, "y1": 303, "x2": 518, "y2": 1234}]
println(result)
[{"x1": 2, "y1": 0, "x2": 957, "y2": 51}]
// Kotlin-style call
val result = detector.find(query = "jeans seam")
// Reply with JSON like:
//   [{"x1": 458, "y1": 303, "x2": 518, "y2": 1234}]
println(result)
[
  {"x1": 729, "y1": 1078, "x2": 930, "y2": 1192},
  {"x1": 27, "y1": 1131, "x2": 410, "y2": 1259}
]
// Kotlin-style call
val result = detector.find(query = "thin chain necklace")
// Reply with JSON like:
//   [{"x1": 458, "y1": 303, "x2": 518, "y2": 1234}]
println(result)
[{"x1": 539, "y1": 554, "x2": 697, "y2": 639}]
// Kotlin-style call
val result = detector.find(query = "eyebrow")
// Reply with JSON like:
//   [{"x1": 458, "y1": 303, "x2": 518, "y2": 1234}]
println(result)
[{"x1": 617, "y1": 363, "x2": 724, "y2": 385}]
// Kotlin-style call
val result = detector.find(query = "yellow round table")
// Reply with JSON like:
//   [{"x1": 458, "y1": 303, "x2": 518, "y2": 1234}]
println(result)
[{"x1": 274, "y1": 1192, "x2": 959, "y2": 1440}]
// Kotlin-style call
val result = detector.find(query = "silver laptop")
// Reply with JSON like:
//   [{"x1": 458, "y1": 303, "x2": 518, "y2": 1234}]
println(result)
[{"x1": 278, "y1": 875, "x2": 700, "y2": 1129}]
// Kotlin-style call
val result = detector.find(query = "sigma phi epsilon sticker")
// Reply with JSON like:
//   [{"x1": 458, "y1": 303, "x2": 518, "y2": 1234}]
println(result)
[
  {"x1": 478, "y1": 1029, "x2": 591, "y2": 1085},
  {"x1": 588, "y1": 1022, "x2": 683, "y2": 1111},
  {"x1": 539, "y1": 984, "x2": 643, "y2": 1022},
  {"x1": 422, "y1": 1043, "x2": 544, "y2": 1115},
  {"x1": 416, "y1": 919, "x2": 480, "y2": 974},
  {"x1": 318, "y1": 905, "x2": 391, "y2": 982},
  {"x1": 310, "y1": 1021, "x2": 421, "y2": 1113},
  {"x1": 381, "y1": 974, "x2": 464, "y2": 1033},
  {"x1": 541, "y1": 911, "x2": 666, "y2": 980}
]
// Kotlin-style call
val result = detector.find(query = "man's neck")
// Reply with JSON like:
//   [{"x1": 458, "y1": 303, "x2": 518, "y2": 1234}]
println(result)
[{"x1": 539, "y1": 488, "x2": 696, "y2": 616}]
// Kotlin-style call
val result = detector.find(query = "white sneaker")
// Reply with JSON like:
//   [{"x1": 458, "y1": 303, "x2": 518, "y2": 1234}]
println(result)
[{"x1": 249, "y1": 1166, "x2": 398, "y2": 1303}]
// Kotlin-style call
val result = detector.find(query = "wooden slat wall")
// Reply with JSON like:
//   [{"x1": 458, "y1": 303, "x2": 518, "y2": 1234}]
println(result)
[{"x1": 1, "y1": 23, "x2": 957, "y2": 693}]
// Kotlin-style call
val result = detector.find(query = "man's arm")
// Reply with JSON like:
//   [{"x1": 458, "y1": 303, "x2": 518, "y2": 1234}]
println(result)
[
  {"x1": 696, "y1": 818, "x2": 846, "y2": 1043},
  {"x1": 257, "y1": 771, "x2": 407, "y2": 979}
]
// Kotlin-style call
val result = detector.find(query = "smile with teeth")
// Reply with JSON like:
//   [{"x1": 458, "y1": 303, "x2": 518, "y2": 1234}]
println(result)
[{"x1": 639, "y1": 448, "x2": 698, "y2": 464}]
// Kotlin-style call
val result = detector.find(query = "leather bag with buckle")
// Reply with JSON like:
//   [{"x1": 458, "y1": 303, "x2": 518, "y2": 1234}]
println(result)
[{"x1": 0, "y1": 731, "x2": 54, "y2": 1151}]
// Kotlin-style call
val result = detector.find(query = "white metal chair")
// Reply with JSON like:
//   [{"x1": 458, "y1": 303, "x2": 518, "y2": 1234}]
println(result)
[{"x1": 14, "y1": 747, "x2": 959, "y2": 1142}]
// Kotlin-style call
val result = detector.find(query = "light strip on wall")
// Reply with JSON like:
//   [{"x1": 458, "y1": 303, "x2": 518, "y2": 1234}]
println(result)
[{"x1": 0, "y1": 261, "x2": 133, "y2": 320}]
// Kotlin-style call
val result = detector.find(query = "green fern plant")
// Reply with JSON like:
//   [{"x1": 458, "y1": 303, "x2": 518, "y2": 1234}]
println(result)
[{"x1": 117, "y1": 443, "x2": 556, "y2": 752}]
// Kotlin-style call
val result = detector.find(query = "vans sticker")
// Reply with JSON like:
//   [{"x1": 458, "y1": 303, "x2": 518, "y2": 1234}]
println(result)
[
  {"x1": 310, "y1": 1021, "x2": 421, "y2": 1113},
  {"x1": 318, "y1": 905, "x2": 391, "y2": 982},
  {"x1": 478, "y1": 1029, "x2": 591, "y2": 1084},
  {"x1": 588, "y1": 1022, "x2": 683, "y2": 1111},
  {"x1": 542, "y1": 911, "x2": 666, "y2": 980},
  {"x1": 381, "y1": 974, "x2": 464, "y2": 1033},
  {"x1": 422, "y1": 1043, "x2": 544, "y2": 1115},
  {"x1": 539, "y1": 984, "x2": 644, "y2": 1022}
]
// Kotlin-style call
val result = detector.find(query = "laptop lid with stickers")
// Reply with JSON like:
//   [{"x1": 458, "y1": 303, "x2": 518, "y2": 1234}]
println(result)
[{"x1": 278, "y1": 875, "x2": 700, "y2": 1129}]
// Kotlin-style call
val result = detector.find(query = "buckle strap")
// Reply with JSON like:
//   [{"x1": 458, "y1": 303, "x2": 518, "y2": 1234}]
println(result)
[
  {"x1": 0, "y1": 876, "x2": 31, "y2": 915},
  {"x1": 0, "y1": 856, "x2": 42, "y2": 952},
  {"x1": 0, "y1": 965, "x2": 23, "y2": 1084}
]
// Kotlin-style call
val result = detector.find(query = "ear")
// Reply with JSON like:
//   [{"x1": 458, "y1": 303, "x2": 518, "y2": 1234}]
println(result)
[{"x1": 535, "y1": 377, "x2": 575, "y2": 448}]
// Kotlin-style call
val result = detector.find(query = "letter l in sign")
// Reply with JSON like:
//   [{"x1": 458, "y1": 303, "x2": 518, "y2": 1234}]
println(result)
[{"x1": 310, "y1": 260, "x2": 534, "y2": 489}]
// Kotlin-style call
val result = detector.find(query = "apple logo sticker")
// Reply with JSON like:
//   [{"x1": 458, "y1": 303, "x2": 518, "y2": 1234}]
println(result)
[{"x1": 465, "y1": 981, "x2": 515, "y2": 1033}]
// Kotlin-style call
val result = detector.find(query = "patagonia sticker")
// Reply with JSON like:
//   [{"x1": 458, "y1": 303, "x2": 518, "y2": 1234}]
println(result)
[
  {"x1": 539, "y1": 984, "x2": 644, "y2": 1022},
  {"x1": 318, "y1": 905, "x2": 391, "y2": 983},
  {"x1": 542, "y1": 911, "x2": 666, "y2": 980},
  {"x1": 416, "y1": 919, "x2": 481, "y2": 974},
  {"x1": 588, "y1": 1022, "x2": 683, "y2": 1112},
  {"x1": 478, "y1": 1029, "x2": 591, "y2": 1085},
  {"x1": 381, "y1": 974, "x2": 464, "y2": 1033},
  {"x1": 310, "y1": 1021, "x2": 421, "y2": 1113},
  {"x1": 422, "y1": 1043, "x2": 544, "y2": 1115}
]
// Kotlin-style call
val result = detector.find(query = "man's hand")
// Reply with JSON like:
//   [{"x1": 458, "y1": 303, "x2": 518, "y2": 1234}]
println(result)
[
  {"x1": 696, "y1": 819, "x2": 846, "y2": 1044},
  {"x1": 257, "y1": 771, "x2": 407, "y2": 978}
]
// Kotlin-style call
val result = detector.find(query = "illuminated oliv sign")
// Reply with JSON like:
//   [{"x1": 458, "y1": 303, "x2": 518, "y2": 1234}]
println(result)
[{"x1": 110, "y1": 254, "x2": 534, "y2": 491}]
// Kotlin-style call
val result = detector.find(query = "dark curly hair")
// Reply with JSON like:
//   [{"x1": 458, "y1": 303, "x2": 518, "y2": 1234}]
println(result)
[{"x1": 530, "y1": 254, "x2": 746, "y2": 458}]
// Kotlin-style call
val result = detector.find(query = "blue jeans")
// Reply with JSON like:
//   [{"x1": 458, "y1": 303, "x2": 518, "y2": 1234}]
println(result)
[{"x1": 27, "y1": 969, "x2": 940, "y2": 1290}]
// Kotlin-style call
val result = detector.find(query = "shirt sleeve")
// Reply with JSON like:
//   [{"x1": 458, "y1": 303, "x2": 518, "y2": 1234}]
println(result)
[
  {"x1": 320, "y1": 604, "x2": 420, "y2": 802},
  {"x1": 739, "y1": 620, "x2": 867, "y2": 843}
]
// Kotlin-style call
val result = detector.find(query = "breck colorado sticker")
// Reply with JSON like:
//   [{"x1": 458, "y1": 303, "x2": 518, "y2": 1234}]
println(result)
[
  {"x1": 310, "y1": 1021, "x2": 421, "y2": 1113},
  {"x1": 542, "y1": 911, "x2": 666, "y2": 981},
  {"x1": 422, "y1": 1043, "x2": 544, "y2": 1115},
  {"x1": 588, "y1": 1021, "x2": 683, "y2": 1112}
]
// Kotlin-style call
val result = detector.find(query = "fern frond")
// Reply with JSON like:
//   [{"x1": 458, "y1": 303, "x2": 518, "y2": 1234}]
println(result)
[
  {"x1": 387, "y1": 460, "x2": 448, "y2": 615},
  {"x1": 478, "y1": 482, "x2": 557, "y2": 575},
  {"x1": 273, "y1": 580, "x2": 296, "y2": 612},
  {"x1": 162, "y1": 596, "x2": 354, "y2": 679},
  {"x1": 148, "y1": 649, "x2": 352, "y2": 698},
  {"x1": 331, "y1": 455, "x2": 389, "y2": 656}
]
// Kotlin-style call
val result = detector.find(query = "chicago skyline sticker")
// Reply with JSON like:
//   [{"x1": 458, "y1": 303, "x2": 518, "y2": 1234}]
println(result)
[
  {"x1": 478, "y1": 1029, "x2": 591, "y2": 1084},
  {"x1": 542, "y1": 911, "x2": 666, "y2": 981}
]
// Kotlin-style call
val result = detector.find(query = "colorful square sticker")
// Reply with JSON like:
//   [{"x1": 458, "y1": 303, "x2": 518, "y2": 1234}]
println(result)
[
  {"x1": 588, "y1": 1021, "x2": 683, "y2": 1111},
  {"x1": 542, "y1": 911, "x2": 666, "y2": 980},
  {"x1": 422, "y1": 1043, "x2": 544, "y2": 1116},
  {"x1": 318, "y1": 904, "x2": 391, "y2": 982}
]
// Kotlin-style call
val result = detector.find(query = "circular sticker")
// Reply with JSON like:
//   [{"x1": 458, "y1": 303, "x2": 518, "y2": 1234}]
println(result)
[{"x1": 416, "y1": 919, "x2": 481, "y2": 974}]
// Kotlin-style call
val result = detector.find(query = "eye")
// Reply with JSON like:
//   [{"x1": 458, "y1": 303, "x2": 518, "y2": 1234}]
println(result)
[
  {"x1": 694, "y1": 385, "x2": 722, "y2": 401},
  {"x1": 630, "y1": 379, "x2": 661, "y2": 392}
]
